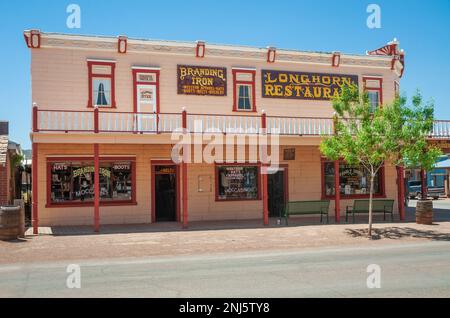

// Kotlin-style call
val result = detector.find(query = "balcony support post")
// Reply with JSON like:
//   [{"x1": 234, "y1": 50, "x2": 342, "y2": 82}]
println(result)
[
  {"x1": 261, "y1": 111, "x2": 267, "y2": 133},
  {"x1": 181, "y1": 107, "x2": 189, "y2": 229},
  {"x1": 261, "y1": 111, "x2": 269, "y2": 226},
  {"x1": 32, "y1": 142, "x2": 39, "y2": 234},
  {"x1": 32, "y1": 103, "x2": 38, "y2": 132},
  {"x1": 397, "y1": 166, "x2": 405, "y2": 221},
  {"x1": 94, "y1": 107, "x2": 99, "y2": 133},
  {"x1": 94, "y1": 143, "x2": 100, "y2": 233},
  {"x1": 262, "y1": 164, "x2": 269, "y2": 226},
  {"x1": 334, "y1": 160, "x2": 341, "y2": 223}
]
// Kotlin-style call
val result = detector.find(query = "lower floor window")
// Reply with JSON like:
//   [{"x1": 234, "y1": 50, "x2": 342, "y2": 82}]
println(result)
[
  {"x1": 49, "y1": 160, "x2": 134, "y2": 204},
  {"x1": 216, "y1": 165, "x2": 259, "y2": 201},
  {"x1": 323, "y1": 161, "x2": 383, "y2": 198}
]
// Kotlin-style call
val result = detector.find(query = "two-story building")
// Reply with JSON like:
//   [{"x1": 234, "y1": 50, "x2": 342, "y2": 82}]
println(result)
[{"x1": 24, "y1": 30, "x2": 407, "y2": 233}]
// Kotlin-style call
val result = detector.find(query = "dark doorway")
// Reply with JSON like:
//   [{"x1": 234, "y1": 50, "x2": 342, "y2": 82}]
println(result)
[
  {"x1": 268, "y1": 168, "x2": 287, "y2": 218},
  {"x1": 154, "y1": 166, "x2": 177, "y2": 222}
]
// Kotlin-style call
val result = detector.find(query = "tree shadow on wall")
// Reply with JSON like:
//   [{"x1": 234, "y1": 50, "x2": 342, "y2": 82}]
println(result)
[{"x1": 345, "y1": 227, "x2": 450, "y2": 241}]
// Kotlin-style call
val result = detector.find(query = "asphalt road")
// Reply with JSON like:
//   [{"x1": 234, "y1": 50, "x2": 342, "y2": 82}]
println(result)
[{"x1": 1, "y1": 241, "x2": 450, "y2": 298}]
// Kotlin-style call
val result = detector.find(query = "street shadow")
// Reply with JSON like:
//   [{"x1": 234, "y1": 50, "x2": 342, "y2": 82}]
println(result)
[
  {"x1": 345, "y1": 226, "x2": 450, "y2": 241},
  {"x1": 0, "y1": 238, "x2": 31, "y2": 244}
]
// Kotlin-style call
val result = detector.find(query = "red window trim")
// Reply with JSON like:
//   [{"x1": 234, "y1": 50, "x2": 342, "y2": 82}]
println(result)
[
  {"x1": 320, "y1": 158, "x2": 386, "y2": 200},
  {"x1": 215, "y1": 162, "x2": 262, "y2": 202},
  {"x1": 232, "y1": 69, "x2": 257, "y2": 113},
  {"x1": 46, "y1": 156, "x2": 136, "y2": 208},
  {"x1": 151, "y1": 160, "x2": 181, "y2": 223},
  {"x1": 362, "y1": 76, "x2": 383, "y2": 107},
  {"x1": 87, "y1": 61, "x2": 117, "y2": 108},
  {"x1": 132, "y1": 68, "x2": 160, "y2": 114}
]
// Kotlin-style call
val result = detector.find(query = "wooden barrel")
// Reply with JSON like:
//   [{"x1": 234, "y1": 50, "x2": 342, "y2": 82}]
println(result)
[
  {"x1": 0, "y1": 206, "x2": 21, "y2": 240},
  {"x1": 416, "y1": 200, "x2": 433, "y2": 225}
]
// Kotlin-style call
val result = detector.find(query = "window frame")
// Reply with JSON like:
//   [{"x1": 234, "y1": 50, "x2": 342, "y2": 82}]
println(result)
[
  {"x1": 87, "y1": 60, "x2": 117, "y2": 108},
  {"x1": 320, "y1": 158, "x2": 386, "y2": 200},
  {"x1": 46, "y1": 156, "x2": 136, "y2": 208},
  {"x1": 362, "y1": 76, "x2": 383, "y2": 110},
  {"x1": 215, "y1": 163, "x2": 261, "y2": 202},
  {"x1": 232, "y1": 69, "x2": 256, "y2": 112}
]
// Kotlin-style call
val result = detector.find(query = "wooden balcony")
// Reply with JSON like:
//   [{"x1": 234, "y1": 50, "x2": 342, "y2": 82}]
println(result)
[
  {"x1": 32, "y1": 107, "x2": 334, "y2": 136},
  {"x1": 32, "y1": 107, "x2": 449, "y2": 139}
]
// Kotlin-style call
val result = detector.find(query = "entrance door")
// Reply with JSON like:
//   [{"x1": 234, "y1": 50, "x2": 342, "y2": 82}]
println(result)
[
  {"x1": 268, "y1": 168, "x2": 287, "y2": 218},
  {"x1": 154, "y1": 165, "x2": 177, "y2": 222},
  {"x1": 136, "y1": 84, "x2": 157, "y2": 131}
]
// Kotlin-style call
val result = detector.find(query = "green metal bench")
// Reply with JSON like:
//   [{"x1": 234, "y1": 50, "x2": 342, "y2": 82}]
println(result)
[
  {"x1": 284, "y1": 200, "x2": 330, "y2": 225},
  {"x1": 346, "y1": 199, "x2": 395, "y2": 223}
]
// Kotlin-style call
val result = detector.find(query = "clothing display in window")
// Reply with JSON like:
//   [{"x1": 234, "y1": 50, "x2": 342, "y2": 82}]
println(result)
[
  {"x1": 50, "y1": 161, "x2": 133, "y2": 204},
  {"x1": 217, "y1": 166, "x2": 258, "y2": 200}
]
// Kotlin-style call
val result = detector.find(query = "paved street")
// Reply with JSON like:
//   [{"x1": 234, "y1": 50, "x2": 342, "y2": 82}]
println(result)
[
  {"x1": 1, "y1": 240, "x2": 450, "y2": 298},
  {"x1": 1, "y1": 199, "x2": 449, "y2": 298}
]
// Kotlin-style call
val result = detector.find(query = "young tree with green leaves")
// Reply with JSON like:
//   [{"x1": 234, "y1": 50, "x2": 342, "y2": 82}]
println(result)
[{"x1": 320, "y1": 84, "x2": 441, "y2": 237}]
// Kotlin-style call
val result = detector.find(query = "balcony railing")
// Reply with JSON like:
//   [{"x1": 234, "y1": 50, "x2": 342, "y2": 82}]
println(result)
[
  {"x1": 267, "y1": 116, "x2": 333, "y2": 136},
  {"x1": 32, "y1": 107, "x2": 450, "y2": 139},
  {"x1": 431, "y1": 120, "x2": 450, "y2": 138},
  {"x1": 33, "y1": 107, "x2": 335, "y2": 136},
  {"x1": 186, "y1": 113, "x2": 261, "y2": 134}
]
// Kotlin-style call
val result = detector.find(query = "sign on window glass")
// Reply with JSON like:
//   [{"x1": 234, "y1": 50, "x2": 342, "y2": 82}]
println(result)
[
  {"x1": 217, "y1": 166, "x2": 259, "y2": 200},
  {"x1": 50, "y1": 161, "x2": 133, "y2": 204}
]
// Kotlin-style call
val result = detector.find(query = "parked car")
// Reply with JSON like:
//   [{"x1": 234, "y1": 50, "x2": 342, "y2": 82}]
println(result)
[
  {"x1": 407, "y1": 180, "x2": 444, "y2": 200},
  {"x1": 428, "y1": 186, "x2": 445, "y2": 200}
]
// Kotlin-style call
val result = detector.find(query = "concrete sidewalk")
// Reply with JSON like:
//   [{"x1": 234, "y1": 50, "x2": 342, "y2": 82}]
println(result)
[{"x1": 2, "y1": 217, "x2": 450, "y2": 265}]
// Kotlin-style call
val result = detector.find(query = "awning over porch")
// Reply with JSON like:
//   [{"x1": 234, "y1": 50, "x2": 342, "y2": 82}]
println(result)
[{"x1": 434, "y1": 159, "x2": 450, "y2": 169}]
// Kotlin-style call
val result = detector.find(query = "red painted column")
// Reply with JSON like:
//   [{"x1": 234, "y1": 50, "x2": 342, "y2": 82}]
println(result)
[
  {"x1": 94, "y1": 144, "x2": 100, "y2": 232},
  {"x1": 181, "y1": 108, "x2": 188, "y2": 229},
  {"x1": 182, "y1": 162, "x2": 188, "y2": 229},
  {"x1": 32, "y1": 103, "x2": 38, "y2": 132},
  {"x1": 261, "y1": 111, "x2": 267, "y2": 133},
  {"x1": 261, "y1": 111, "x2": 269, "y2": 225},
  {"x1": 32, "y1": 142, "x2": 38, "y2": 234},
  {"x1": 262, "y1": 166, "x2": 269, "y2": 226},
  {"x1": 397, "y1": 166, "x2": 405, "y2": 220},
  {"x1": 334, "y1": 160, "x2": 340, "y2": 223},
  {"x1": 421, "y1": 169, "x2": 427, "y2": 199},
  {"x1": 94, "y1": 107, "x2": 99, "y2": 133},
  {"x1": 182, "y1": 108, "x2": 187, "y2": 130}
]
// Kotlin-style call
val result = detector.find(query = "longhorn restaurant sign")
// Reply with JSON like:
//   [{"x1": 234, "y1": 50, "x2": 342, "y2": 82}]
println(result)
[{"x1": 262, "y1": 70, "x2": 358, "y2": 100}]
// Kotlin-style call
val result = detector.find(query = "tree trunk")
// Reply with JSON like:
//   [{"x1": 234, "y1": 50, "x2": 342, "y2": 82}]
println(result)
[{"x1": 368, "y1": 173, "x2": 375, "y2": 238}]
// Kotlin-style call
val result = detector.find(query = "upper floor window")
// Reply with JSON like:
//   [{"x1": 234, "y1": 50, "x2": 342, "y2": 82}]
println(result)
[
  {"x1": 363, "y1": 77, "x2": 383, "y2": 112},
  {"x1": 87, "y1": 60, "x2": 116, "y2": 108},
  {"x1": 232, "y1": 68, "x2": 256, "y2": 112}
]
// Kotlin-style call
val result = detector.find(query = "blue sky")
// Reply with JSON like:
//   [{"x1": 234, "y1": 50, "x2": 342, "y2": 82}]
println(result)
[{"x1": 0, "y1": 0, "x2": 449, "y2": 149}]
